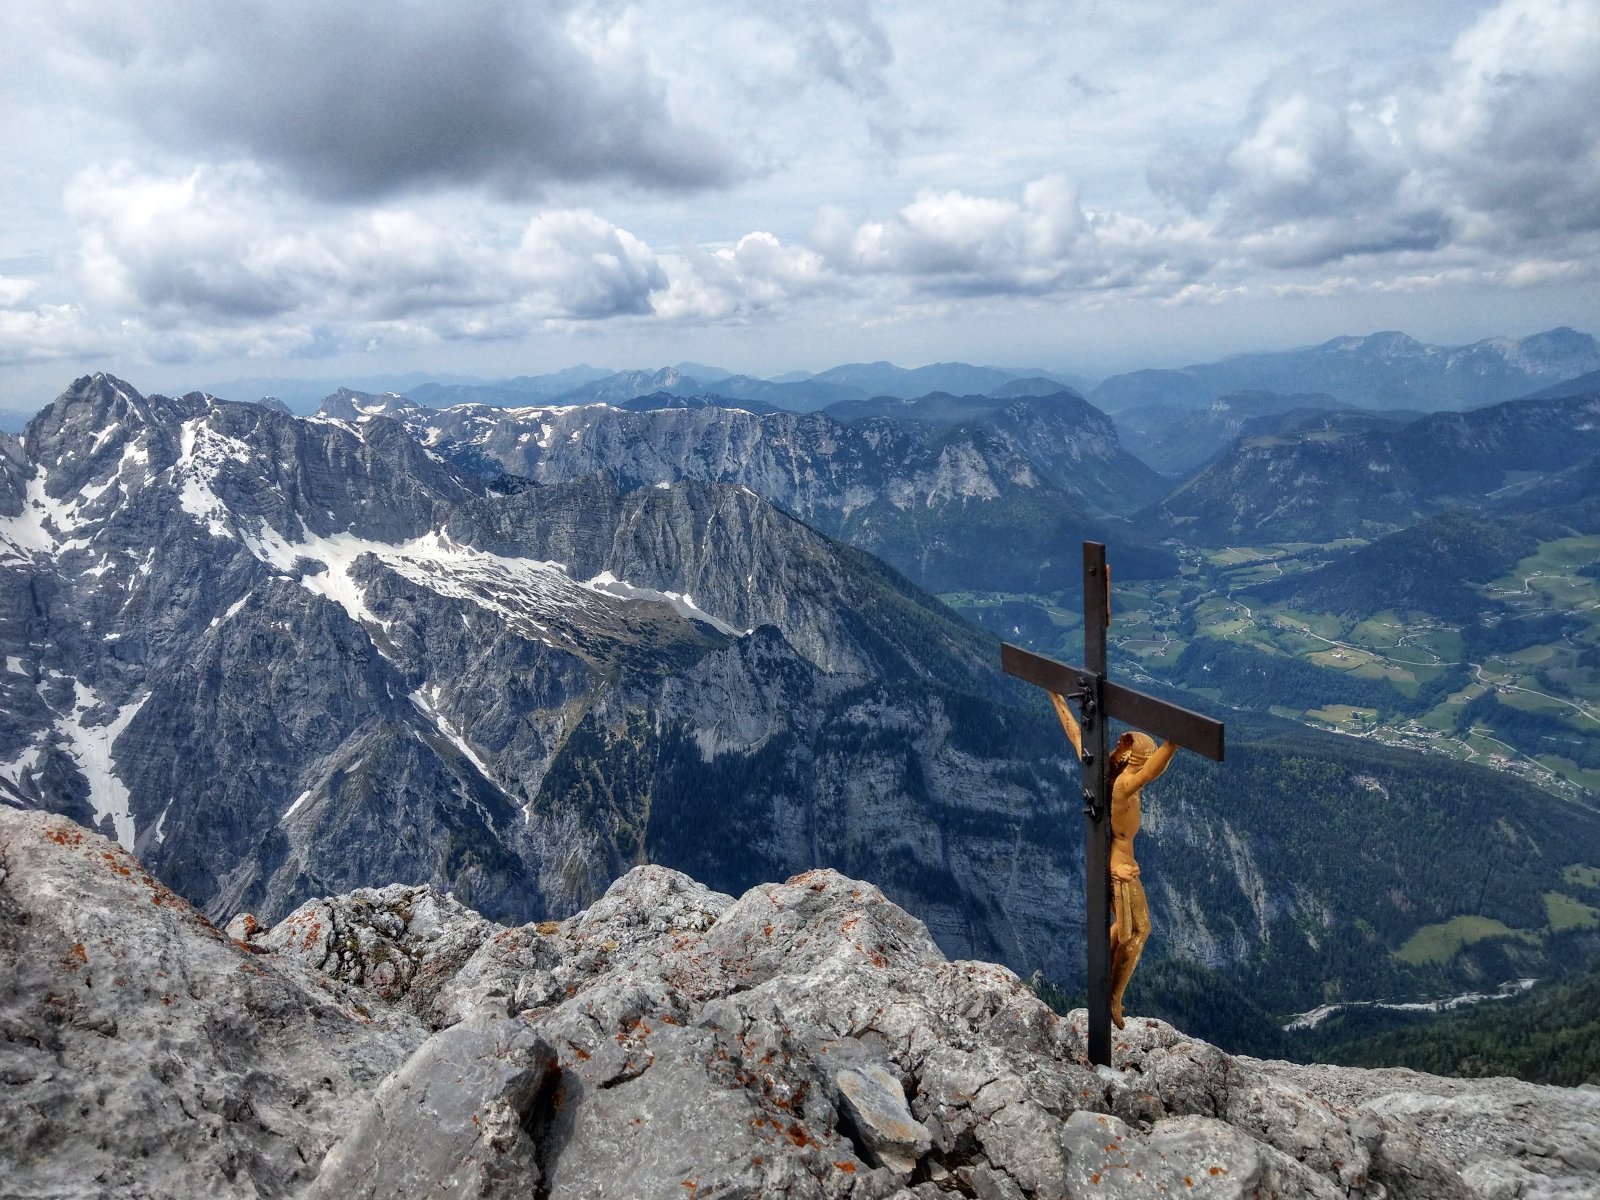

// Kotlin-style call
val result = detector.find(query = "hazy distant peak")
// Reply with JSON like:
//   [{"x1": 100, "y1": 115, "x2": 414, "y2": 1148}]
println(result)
[
  {"x1": 1094, "y1": 327, "x2": 1600, "y2": 414},
  {"x1": 988, "y1": 376, "x2": 1083, "y2": 400}
]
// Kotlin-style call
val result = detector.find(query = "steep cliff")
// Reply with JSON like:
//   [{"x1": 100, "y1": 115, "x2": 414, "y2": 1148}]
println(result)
[{"x1": 335, "y1": 387, "x2": 1175, "y2": 591}]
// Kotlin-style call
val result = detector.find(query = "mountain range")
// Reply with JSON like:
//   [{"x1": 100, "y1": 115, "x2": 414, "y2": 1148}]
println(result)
[
  {"x1": 1090, "y1": 327, "x2": 1600, "y2": 414},
  {"x1": 5, "y1": 371, "x2": 1600, "y2": 1041},
  {"x1": 0, "y1": 374, "x2": 1102, "y2": 976},
  {"x1": 317, "y1": 384, "x2": 1177, "y2": 594},
  {"x1": 385, "y1": 329, "x2": 1600, "y2": 421},
  {"x1": 411, "y1": 361, "x2": 1084, "y2": 415},
  {"x1": 1112, "y1": 391, "x2": 1419, "y2": 478},
  {"x1": 1147, "y1": 386, "x2": 1600, "y2": 544}
]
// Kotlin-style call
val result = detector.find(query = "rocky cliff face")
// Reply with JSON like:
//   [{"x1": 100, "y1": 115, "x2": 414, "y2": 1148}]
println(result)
[
  {"x1": 332, "y1": 387, "x2": 1171, "y2": 592},
  {"x1": 0, "y1": 374, "x2": 1079, "y2": 977},
  {"x1": 6, "y1": 807, "x2": 1595, "y2": 1200}
]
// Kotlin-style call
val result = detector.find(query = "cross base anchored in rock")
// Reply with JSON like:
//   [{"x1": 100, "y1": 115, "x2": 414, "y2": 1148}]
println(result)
[{"x1": 1003, "y1": 540, "x2": 1224, "y2": 1067}]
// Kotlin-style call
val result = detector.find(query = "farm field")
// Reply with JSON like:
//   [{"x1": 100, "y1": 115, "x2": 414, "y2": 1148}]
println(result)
[{"x1": 946, "y1": 534, "x2": 1600, "y2": 807}]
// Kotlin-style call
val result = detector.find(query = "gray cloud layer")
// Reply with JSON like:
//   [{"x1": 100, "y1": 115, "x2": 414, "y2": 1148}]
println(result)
[
  {"x1": 54, "y1": 0, "x2": 737, "y2": 199},
  {"x1": 0, "y1": 0, "x2": 1595, "y2": 377}
]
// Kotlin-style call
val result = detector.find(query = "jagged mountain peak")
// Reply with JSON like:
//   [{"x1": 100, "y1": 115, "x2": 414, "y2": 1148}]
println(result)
[
  {"x1": 315, "y1": 386, "x2": 420, "y2": 422},
  {"x1": 29, "y1": 372, "x2": 161, "y2": 440}
]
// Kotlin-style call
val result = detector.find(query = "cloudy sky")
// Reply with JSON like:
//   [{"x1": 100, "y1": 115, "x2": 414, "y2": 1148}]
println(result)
[{"x1": 1, "y1": 0, "x2": 1596, "y2": 403}]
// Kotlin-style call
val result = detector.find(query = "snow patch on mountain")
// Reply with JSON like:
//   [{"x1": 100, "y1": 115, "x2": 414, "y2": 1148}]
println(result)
[
  {"x1": 175, "y1": 417, "x2": 249, "y2": 540},
  {"x1": 410, "y1": 684, "x2": 500, "y2": 786},
  {"x1": 582, "y1": 569, "x2": 741, "y2": 635},
  {"x1": 55, "y1": 682, "x2": 148, "y2": 848},
  {"x1": 0, "y1": 472, "x2": 81, "y2": 559}
]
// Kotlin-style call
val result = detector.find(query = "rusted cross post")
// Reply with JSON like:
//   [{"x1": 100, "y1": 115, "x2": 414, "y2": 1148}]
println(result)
[{"x1": 1002, "y1": 541, "x2": 1224, "y2": 1067}]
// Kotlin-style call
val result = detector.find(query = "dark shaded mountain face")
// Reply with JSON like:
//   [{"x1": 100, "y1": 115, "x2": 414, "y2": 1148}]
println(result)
[
  {"x1": 821, "y1": 390, "x2": 1020, "y2": 425},
  {"x1": 1115, "y1": 391, "x2": 1349, "y2": 477},
  {"x1": 333, "y1": 388, "x2": 1177, "y2": 589},
  {"x1": 991, "y1": 375, "x2": 1081, "y2": 399},
  {"x1": 1147, "y1": 388, "x2": 1600, "y2": 544},
  {"x1": 1244, "y1": 512, "x2": 1551, "y2": 622},
  {"x1": 820, "y1": 387, "x2": 1100, "y2": 429},
  {"x1": 1491, "y1": 453, "x2": 1600, "y2": 532},
  {"x1": 0, "y1": 373, "x2": 1090, "y2": 978},
  {"x1": 1525, "y1": 367, "x2": 1600, "y2": 401},
  {"x1": 1093, "y1": 328, "x2": 1600, "y2": 414}
]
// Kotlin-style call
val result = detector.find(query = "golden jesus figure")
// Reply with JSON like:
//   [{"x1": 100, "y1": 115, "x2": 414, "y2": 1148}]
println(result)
[{"x1": 1048, "y1": 693, "x2": 1177, "y2": 1029}]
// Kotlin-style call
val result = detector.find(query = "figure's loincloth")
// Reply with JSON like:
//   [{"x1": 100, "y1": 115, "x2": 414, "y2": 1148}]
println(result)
[{"x1": 1112, "y1": 876, "x2": 1150, "y2": 936}]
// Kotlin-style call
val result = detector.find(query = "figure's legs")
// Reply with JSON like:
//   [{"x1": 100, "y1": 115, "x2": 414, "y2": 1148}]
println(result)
[
  {"x1": 1109, "y1": 878, "x2": 1150, "y2": 1029},
  {"x1": 1109, "y1": 878, "x2": 1131, "y2": 1027}
]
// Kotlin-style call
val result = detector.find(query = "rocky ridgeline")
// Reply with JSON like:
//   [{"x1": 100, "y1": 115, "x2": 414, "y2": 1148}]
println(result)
[{"x1": 2, "y1": 807, "x2": 1596, "y2": 1199}]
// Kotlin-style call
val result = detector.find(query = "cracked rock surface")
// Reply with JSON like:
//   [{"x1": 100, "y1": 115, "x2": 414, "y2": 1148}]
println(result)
[{"x1": 2, "y1": 806, "x2": 1594, "y2": 1198}]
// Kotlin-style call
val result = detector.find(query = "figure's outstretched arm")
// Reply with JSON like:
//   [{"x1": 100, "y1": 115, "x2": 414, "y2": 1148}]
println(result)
[
  {"x1": 1048, "y1": 691, "x2": 1084, "y2": 759},
  {"x1": 1127, "y1": 740, "x2": 1178, "y2": 787}
]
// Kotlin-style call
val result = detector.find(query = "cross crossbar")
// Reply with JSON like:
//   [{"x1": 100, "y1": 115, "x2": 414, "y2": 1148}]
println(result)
[{"x1": 1000, "y1": 643, "x2": 1224, "y2": 761}]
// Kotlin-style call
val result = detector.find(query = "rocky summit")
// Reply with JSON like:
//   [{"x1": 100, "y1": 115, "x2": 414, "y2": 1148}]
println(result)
[{"x1": 4, "y1": 807, "x2": 1597, "y2": 1199}]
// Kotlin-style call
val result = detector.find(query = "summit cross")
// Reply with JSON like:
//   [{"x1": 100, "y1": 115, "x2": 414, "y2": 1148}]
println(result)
[{"x1": 1001, "y1": 541, "x2": 1224, "y2": 1068}]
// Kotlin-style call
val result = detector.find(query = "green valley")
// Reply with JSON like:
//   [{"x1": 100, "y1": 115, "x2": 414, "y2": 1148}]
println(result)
[{"x1": 947, "y1": 526, "x2": 1600, "y2": 807}]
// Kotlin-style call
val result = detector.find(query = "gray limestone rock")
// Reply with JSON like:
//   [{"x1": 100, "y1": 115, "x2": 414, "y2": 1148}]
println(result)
[
  {"x1": 261, "y1": 884, "x2": 497, "y2": 1025},
  {"x1": 6, "y1": 752, "x2": 1597, "y2": 1200},
  {"x1": 307, "y1": 1012, "x2": 558, "y2": 1200},
  {"x1": 835, "y1": 1063, "x2": 933, "y2": 1175},
  {"x1": 0, "y1": 808, "x2": 423, "y2": 1199},
  {"x1": 1060, "y1": 1110, "x2": 1343, "y2": 1199},
  {"x1": 1255, "y1": 1058, "x2": 1598, "y2": 1200}
]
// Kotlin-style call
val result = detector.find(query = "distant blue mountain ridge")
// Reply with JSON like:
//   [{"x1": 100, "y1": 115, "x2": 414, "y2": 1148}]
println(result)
[{"x1": 0, "y1": 326, "x2": 1587, "y2": 432}]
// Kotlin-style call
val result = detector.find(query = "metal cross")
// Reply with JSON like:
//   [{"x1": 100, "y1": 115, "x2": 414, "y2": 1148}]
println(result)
[{"x1": 1002, "y1": 541, "x2": 1224, "y2": 1067}]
